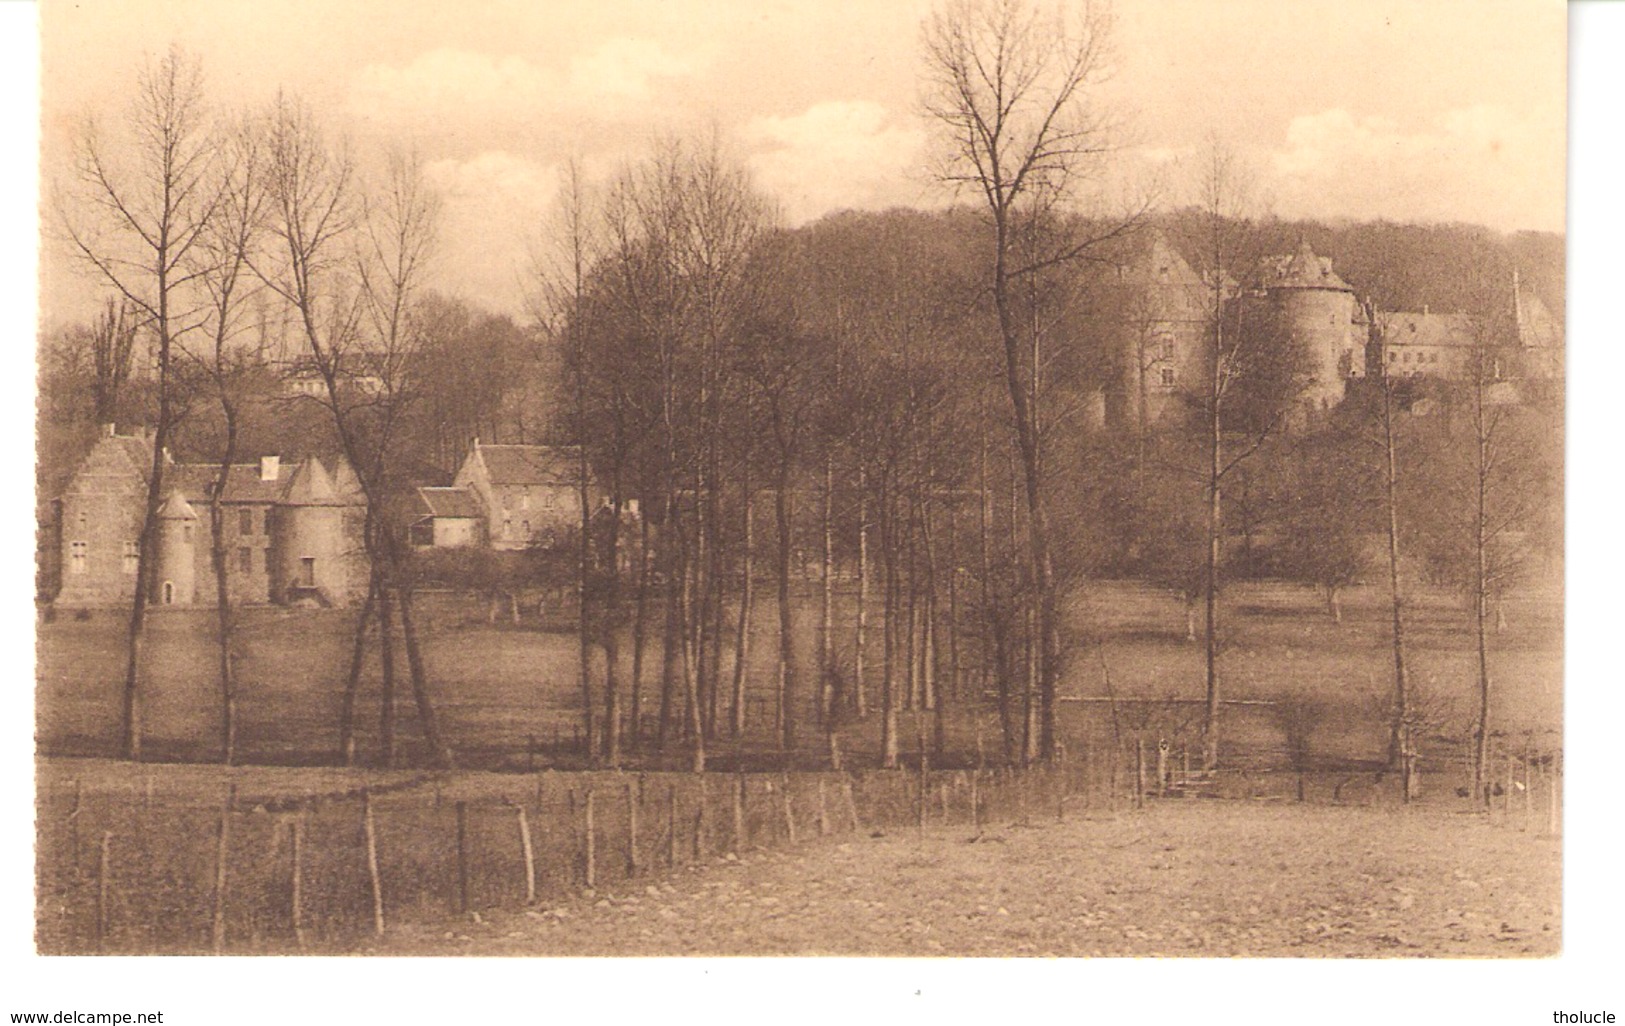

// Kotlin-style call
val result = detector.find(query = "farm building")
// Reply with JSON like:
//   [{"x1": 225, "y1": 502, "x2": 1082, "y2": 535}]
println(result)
[{"x1": 443, "y1": 440, "x2": 589, "y2": 552}]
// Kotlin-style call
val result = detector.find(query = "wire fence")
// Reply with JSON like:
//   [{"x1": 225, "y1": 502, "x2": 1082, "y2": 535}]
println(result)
[{"x1": 35, "y1": 735, "x2": 1560, "y2": 955}]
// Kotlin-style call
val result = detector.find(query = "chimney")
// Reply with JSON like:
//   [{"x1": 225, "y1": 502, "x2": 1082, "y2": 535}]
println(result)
[{"x1": 260, "y1": 455, "x2": 280, "y2": 481}]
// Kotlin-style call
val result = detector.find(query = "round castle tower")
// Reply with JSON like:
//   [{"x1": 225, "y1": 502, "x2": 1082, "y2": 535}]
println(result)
[
  {"x1": 1266, "y1": 240, "x2": 1360, "y2": 411},
  {"x1": 154, "y1": 488, "x2": 198, "y2": 606},
  {"x1": 270, "y1": 458, "x2": 349, "y2": 606}
]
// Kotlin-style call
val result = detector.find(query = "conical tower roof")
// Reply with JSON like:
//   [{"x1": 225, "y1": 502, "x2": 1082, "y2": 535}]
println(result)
[
  {"x1": 280, "y1": 457, "x2": 346, "y2": 507},
  {"x1": 157, "y1": 488, "x2": 198, "y2": 520},
  {"x1": 1271, "y1": 239, "x2": 1353, "y2": 292}
]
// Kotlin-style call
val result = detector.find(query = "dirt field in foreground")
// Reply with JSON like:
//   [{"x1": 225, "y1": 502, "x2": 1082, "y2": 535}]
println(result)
[{"x1": 368, "y1": 800, "x2": 1560, "y2": 958}]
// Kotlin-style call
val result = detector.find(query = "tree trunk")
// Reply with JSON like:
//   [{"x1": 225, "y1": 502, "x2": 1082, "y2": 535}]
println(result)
[
  {"x1": 1380, "y1": 365, "x2": 1411, "y2": 772},
  {"x1": 377, "y1": 584, "x2": 398, "y2": 768},
  {"x1": 629, "y1": 510, "x2": 652, "y2": 751},
  {"x1": 819, "y1": 453, "x2": 835, "y2": 731},
  {"x1": 989, "y1": 231, "x2": 1060, "y2": 763},
  {"x1": 1202, "y1": 338, "x2": 1225, "y2": 772},
  {"x1": 879, "y1": 478, "x2": 899, "y2": 769},
  {"x1": 397, "y1": 584, "x2": 454, "y2": 769},
  {"x1": 775, "y1": 464, "x2": 797, "y2": 754},
  {"x1": 208, "y1": 411, "x2": 239, "y2": 765},
  {"x1": 854, "y1": 474, "x2": 869, "y2": 718},
  {"x1": 1472, "y1": 363, "x2": 1493, "y2": 803},
  {"x1": 339, "y1": 573, "x2": 379, "y2": 766},
  {"x1": 730, "y1": 485, "x2": 755, "y2": 738}
]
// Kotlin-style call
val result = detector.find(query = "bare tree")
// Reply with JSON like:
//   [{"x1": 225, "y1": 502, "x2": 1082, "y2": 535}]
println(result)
[
  {"x1": 187, "y1": 113, "x2": 268, "y2": 764},
  {"x1": 1177, "y1": 141, "x2": 1304, "y2": 771},
  {"x1": 60, "y1": 46, "x2": 221, "y2": 761},
  {"x1": 257, "y1": 97, "x2": 452, "y2": 768},
  {"x1": 85, "y1": 297, "x2": 144, "y2": 426},
  {"x1": 921, "y1": 0, "x2": 1131, "y2": 760}
]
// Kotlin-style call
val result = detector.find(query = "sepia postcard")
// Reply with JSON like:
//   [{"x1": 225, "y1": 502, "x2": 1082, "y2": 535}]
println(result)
[{"x1": 15, "y1": 0, "x2": 1612, "y2": 1020}]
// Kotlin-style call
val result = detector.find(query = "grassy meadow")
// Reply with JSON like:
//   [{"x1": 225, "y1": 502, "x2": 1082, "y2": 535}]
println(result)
[{"x1": 36, "y1": 576, "x2": 1561, "y2": 774}]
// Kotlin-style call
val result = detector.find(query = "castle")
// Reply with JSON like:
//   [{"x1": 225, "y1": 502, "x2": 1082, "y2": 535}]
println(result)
[{"x1": 1102, "y1": 235, "x2": 1561, "y2": 432}]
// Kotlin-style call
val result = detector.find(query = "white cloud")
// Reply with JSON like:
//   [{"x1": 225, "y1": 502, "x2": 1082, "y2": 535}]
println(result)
[
  {"x1": 423, "y1": 151, "x2": 561, "y2": 314},
  {"x1": 744, "y1": 101, "x2": 930, "y2": 225},
  {"x1": 568, "y1": 38, "x2": 693, "y2": 101},
  {"x1": 1263, "y1": 105, "x2": 1564, "y2": 232},
  {"x1": 350, "y1": 39, "x2": 698, "y2": 127}
]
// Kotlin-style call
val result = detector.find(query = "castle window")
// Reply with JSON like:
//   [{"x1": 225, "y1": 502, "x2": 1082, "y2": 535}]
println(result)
[
  {"x1": 543, "y1": 492, "x2": 557, "y2": 511},
  {"x1": 1160, "y1": 368, "x2": 1176, "y2": 387},
  {"x1": 521, "y1": 520, "x2": 531, "y2": 539},
  {"x1": 76, "y1": 510, "x2": 87, "y2": 531},
  {"x1": 70, "y1": 541, "x2": 88, "y2": 574},
  {"x1": 503, "y1": 517, "x2": 513, "y2": 539},
  {"x1": 520, "y1": 490, "x2": 531, "y2": 511},
  {"x1": 122, "y1": 541, "x2": 139, "y2": 575},
  {"x1": 182, "y1": 524, "x2": 194, "y2": 542},
  {"x1": 1388, "y1": 351, "x2": 1397, "y2": 363},
  {"x1": 239, "y1": 509, "x2": 253, "y2": 535},
  {"x1": 238, "y1": 547, "x2": 253, "y2": 574},
  {"x1": 1402, "y1": 352, "x2": 1411, "y2": 364},
  {"x1": 300, "y1": 558, "x2": 315, "y2": 587}
]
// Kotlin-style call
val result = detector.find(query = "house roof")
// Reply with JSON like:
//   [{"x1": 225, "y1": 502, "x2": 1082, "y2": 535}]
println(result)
[
  {"x1": 476, "y1": 444, "x2": 584, "y2": 487},
  {"x1": 164, "y1": 462, "x2": 298, "y2": 505},
  {"x1": 415, "y1": 486, "x2": 483, "y2": 519},
  {"x1": 1382, "y1": 312, "x2": 1474, "y2": 348},
  {"x1": 1259, "y1": 240, "x2": 1353, "y2": 293}
]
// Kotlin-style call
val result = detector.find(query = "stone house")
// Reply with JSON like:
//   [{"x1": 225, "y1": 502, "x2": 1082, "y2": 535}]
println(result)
[
  {"x1": 436, "y1": 440, "x2": 588, "y2": 551},
  {"x1": 52, "y1": 426, "x2": 368, "y2": 608}
]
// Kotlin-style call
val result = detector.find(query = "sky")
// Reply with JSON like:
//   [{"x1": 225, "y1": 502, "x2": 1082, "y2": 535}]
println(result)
[{"x1": 37, "y1": 0, "x2": 1566, "y2": 324}]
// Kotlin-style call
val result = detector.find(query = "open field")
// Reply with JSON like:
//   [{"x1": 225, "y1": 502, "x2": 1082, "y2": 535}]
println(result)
[
  {"x1": 377, "y1": 800, "x2": 1557, "y2": 958},
  {"x1": 36, "y1": 578, "x2": 1561, "y2": 772}
]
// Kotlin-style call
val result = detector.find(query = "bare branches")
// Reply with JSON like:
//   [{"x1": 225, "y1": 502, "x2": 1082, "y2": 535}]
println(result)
[{"x1": 922, "y1": 0, "x2": 1118, "y2": 219}]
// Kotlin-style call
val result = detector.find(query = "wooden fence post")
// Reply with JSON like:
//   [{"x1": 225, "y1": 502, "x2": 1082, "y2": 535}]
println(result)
[
  {"x1": 781, "y1": 773, "x2": 797, "y2": 844},
  {"x1": 1135, "y1": 740, "x2": 1146, "y2": 810},
  {"x1": 68, "y1": 779, "x2": 82, "y2": 876},
  {"x1": 733, "y1": 772, "x2": 747, "y2": 853},
  {"x1": 1502, "y1": 755, "x2": 1513, "y2": 816},
  {"x1": 362, "y1": 789, "x2": 385, "y2": 937},
  {"x1": 665, "y1": 784, "x2": 678, "y2": 867},
  {"x1": 1156, "y1": 739, "x2": 1168, "y2": 799},
  {"x1": 455, "y1": 801, "x2": 470, "y2": 914},
  {"x1": 290, "y1": 813, "x2": 306, "y2": 949},
  {"x1": 693, "y1": 777, "x2": 708, "y2": 860},
  {"x1": 942, "y1": 779, "x2": 952, "y2": 826},
  {"x1": 211, "y1": 783, "x2": 235, "y2": 954},
  {"x1": 970, "y1": 769, "x2": 981, "y2": 834},
  {"x1": 626, "y1": 781, "x2": 640, "y2": 876},
  {"x1": 583, "y1": 788, "x2": 597, "y2": 890},
  {"x1": 817, "y1": 778, "x2": 831, "y2": 836},
  {"x1": 516, "y1": 805, "x2": 536, "y2": 905},
  {"x1": 843, "y1": 776, "x2": 862, "y2": 834},
  {"x1": 1548, "y1": 759, "x2": 1560, "y2": 837},
  {"x1": 96, "y1": 830, "x2": 112, "y2": 952}
]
